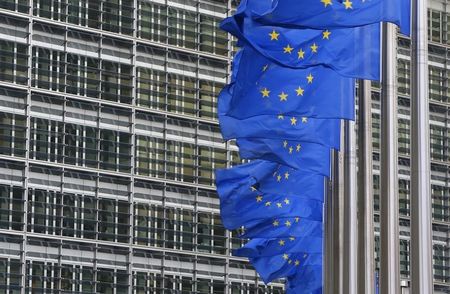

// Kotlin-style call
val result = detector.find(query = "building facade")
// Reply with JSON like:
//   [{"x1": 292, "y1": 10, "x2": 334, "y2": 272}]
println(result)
[{"x1": 0, "y1": 0, "x2": 449, "y2": 293}]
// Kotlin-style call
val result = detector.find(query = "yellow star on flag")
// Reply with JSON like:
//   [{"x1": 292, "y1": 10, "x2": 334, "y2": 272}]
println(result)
[
  {"x1": 296, "y1": 144, "x2": 302, "y2": 152},
  {"x1": 321, "y1": 0, "x2": 332, "y2": 7},
  {"x1": 256, "y1": 196, "x2": 263, "y2": 202},
  {"x1": 273, "y1": 220, "x2": 279, "y2": 226},
  {"x1": 283, "y1": 140, "x2": 288, "y2": 148},
  {"x1": 295, "y1": 86, "x2": 305, "y2": 96},
  {"x1": 297, "y1": 49, "x2": 305, "y2": 59},
  {"x1": 283, "y1": 254, "x2": 289, "y2": 260},
  {"x1": 276, "y1": 202, "x2": 283, "y2": 208},
  {"x1": 269, "y1": 30, "x2": 280, "y2": 41},
  {"x1": 261, "y1": 88, "x2": 270, "y2": 97},
  {"x1": 262, "y1": 64, "x2": 269, "y2": 72},
  {"x1": 295, "y1": 260, "x2": 300, "y2": 266},
  {"x1": 283, "y1": 44, "x2": 294, "y2": 54},
  {"x1": 307, "y1": 73, "x2": 314, "y2": 83},
  {"x1": 277, "y1": 175, "x2": 282, "y2": 182},
  {"x1": 289, "y1": 146, "x2": 293, "y2": 154},
  {"x1": 290, "y1": 117, "x2": 297, "y2": 125},
  {"x1": 279, "y1": 92, "x2": 288, "y2": 101},
  {"x1": 322, "y1": 30, "x2": 331, "y2": 39},
  {"x1": 284, "y1": 198, "x2": 290, "y2": 204},
  {"x1": 302, "y1": 117, "x2": 308, "y2": 123},
  {"x1": 295, "y1": 217, "x2": 300, "y2": 223},
  {"x1": 278, "y1": 240, "x2": 285, "y2": 246},
  {"x1": 284, "y1": 172, "x2": 290, "y2": 179},
  {"x1": 289, "y1": 237, "x2": 296, "y2": 241},
  {"x1": 285, "y1": 220, "x2": 292, "y2": 227},
  {"x1": 278, "y1": 114, "x2": 285, "y2": 120},
  {"x1": 310, "y1": 43, "x2": 318, "y2": 53},
  {"x1": 343, "y1": 0, "x2": 353, "y2": 9},
  {"x1": 266, "y1": 201, "x2": 272, "y2": 207}
]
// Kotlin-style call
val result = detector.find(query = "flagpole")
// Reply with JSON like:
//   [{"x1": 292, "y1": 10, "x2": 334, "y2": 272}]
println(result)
[
  {"x1": 357, "y1": 80, "x2": 375, "y2": 294},
  {"x1": 380, "y1": 22, "x2": 400, "y2": 294},
  {"x1": 410, "y1": 0, "x2": 433, "y2": 292},
  {"x1": 331, "y1": 124, "x2": 345, "y2": 294},
  {"x1": 333, "y1": 123, "x2": 345, "y2": 294},
  {"x1": 343, "y1": 119, "x2": 358, "y2": 294},
  {"x1": 324, "y1": 152, "x2": 335, "y2": 294}
]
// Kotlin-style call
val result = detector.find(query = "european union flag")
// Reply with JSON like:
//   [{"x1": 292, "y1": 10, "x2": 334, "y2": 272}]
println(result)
[
  {"x1": 215, "y1": 160, "x2": 326, "y2": 203},
  {"x1": 238, "y1": 0, "x2": 411, "y2": 35},
  {"x1": 221, "y1": 115, "x2": 341, "y2": 150},
  {"x1": 248, "y1": 252, "x2": 323, "y2": 283},
  {"x1": 219, "y1": 187, "x2": 323, "y2": 229},
  {"x1": 234, "y1": 236, "x2": 323, "y2": 258},
  {"x1": 286, "y1": 265, "x2": 323, "y2": 294},
  {"x1": 221, "y1": 15, "x2": 380, "y2": 79},
  {"x1": 240, "y1": 217, "x2": 323, "y2": 239},
  {"x1": 219, "y1": 46, "x2": 356, "y2": 120},
  {"x1": 236, "y1": 138, "x2": 331, "y2": 175}
]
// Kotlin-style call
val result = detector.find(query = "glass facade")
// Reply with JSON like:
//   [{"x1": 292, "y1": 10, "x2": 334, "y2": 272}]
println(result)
[{"x1": 0, "y1": 0, "x2": 448, "y2": 293}]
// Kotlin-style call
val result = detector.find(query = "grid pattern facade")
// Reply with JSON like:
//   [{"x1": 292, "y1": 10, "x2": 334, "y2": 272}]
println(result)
[
  {"x1": 0, "y1": 0, "x2": 449, "y2": 293},
  {"x1": 0, "y1": 0, "x2": 285, "y2": 293}
]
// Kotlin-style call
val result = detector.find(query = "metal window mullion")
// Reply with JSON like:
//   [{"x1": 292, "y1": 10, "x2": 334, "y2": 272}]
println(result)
[{"x1": 20, "y1": 10, "x2": 33, "y2": 293}]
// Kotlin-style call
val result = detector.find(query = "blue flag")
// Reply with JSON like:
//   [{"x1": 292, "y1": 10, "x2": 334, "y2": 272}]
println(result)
[
  {"x1": 219, "y1": 47, "x2": 356, "y2": 120},
  {"x1": 221, "y1": 15, "x2": 381, "y2": 79},
  {"x1": 215, "y1": 160, "x2": 326, "y2": 203},
  {"x1": 234, "y1": 236, "x2": 323, "y2": 257},
  {"x1": 239, "y1": 217, "x2": 323, "y2": 239},
  {"x1": 237, "y1": 138, "x2": 331, "y2": 175},
  {"x1": 286, "y1": 265, "x2": 323, "y2": 294},
  {"x1": 220, "y1": 189, "x2": 323, "y2": 229},
  {"x1": 221, "y1": 115, "x2": 341, "y2": 149},
  {"x1": 238, "y1": 0, "x2": 411, "y2": 35},
  {"x1": 249, "y1": 253, "x2": 323, "y2": 283}
]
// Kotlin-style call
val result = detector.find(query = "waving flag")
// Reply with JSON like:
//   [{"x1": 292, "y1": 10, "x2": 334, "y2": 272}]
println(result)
[
  {"x1": 216, "y1": 160, "x2": 326, "y2": 205},
  {"x1": 234, "y1": 236, "x2": 323, "y2": 257},
  {"x1": 220, "y1": 184, "x2": 324, "y2": 227},
  {"x1": 222, "y1": 15, "x2": 381, "y2": 79},
  {"x1": 286, "y1": 266, "x2": 323, "y2": 294},
  {"x1": 236, "y1": 138, "x2": 331, "y2": 175},
  {"x1": 218, "y1": 47, "x2": 356, "y2": 120},
  {"x1": 248, "y1": 252, "x2": 323, "y2": 283},
  {"x1": 238, "y1": 0, "x2": 410, "y2": 35},
  {"x1": 239, "y1": 217, "x2": 324, "y2": 239}
]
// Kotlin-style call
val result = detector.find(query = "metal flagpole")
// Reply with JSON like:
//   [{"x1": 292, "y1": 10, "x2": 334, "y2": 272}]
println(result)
[
  {"x1": 357, "y1": 80, "x2": 375, "y2": 294},
  {"x1": 343, "y1": 118, "x2": 358, "y2": 294},
  {"x1": 324, "y1": 151, "x2": 335, "y2": 294},
  {"x1": 331, "y1": 123, "x2": 345, "y2": 294},
  {"x1": 410, "y1": 0, "x2": 433, "y2": 292},
  {"x1": 380, "y1": 22, "x2": 400, "y2": 294}
]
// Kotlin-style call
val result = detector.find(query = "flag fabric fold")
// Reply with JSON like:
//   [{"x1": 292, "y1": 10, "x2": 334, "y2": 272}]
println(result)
[
  {"x1": 236, "y1": 0, "x2": 411, "y2": 35},
  {"x1": 218, "y1": 47, "x2": 357, "y2": 120},
  {"x1": 221, "y1": 14, "x2": 381, "y2": 80}
]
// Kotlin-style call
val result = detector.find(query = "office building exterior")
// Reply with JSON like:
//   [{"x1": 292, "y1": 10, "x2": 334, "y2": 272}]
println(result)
[{"x1": 0, "y1": 0, "x2": 448, "y2": 293}]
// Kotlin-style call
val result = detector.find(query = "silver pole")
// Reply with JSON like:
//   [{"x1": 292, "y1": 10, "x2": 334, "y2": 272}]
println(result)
[
  {"x1": 410, "y1": 0, "x2": 433, "y2": 292},
  {"x1": 343, "y1": 118, "x2": 358, "y2": 294},
  {"x1": 380, "y1": 22, "x2": 400, "y2": 294},
  {"x1": 331, "y1": 124, "x2": 345, "y2": 294},
  {"x1": 324, "y1": 152, "x2": 335, "y2": 294},
  {"x1": 357, "y1": 80, "x2": 375, "y2": 294}
]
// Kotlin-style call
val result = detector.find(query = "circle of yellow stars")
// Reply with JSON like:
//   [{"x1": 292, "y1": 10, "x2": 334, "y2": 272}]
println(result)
[
  {"x1": 267, "y1": 27, "x2": 332, "y2": 61},
  {"x1": 259, "y1": 72, "x2": 314, "y2": 101}
]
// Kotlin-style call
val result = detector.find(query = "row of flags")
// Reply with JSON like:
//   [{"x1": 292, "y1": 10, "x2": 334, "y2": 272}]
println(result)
[{"x1": 215, "y1": 0, "x2": 410, "y2": 292}]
